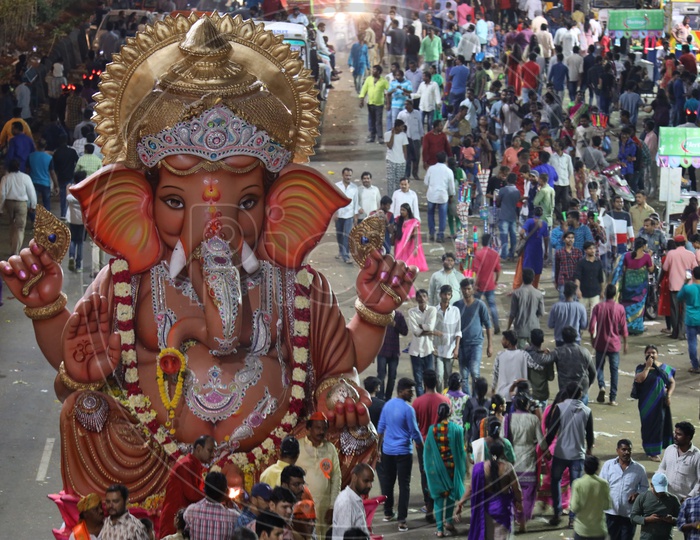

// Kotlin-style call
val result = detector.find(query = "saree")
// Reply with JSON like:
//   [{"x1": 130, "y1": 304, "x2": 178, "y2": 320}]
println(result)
[
  {"x1": 468, "y1": 461, "x2": 514, "y2": 540},
  {"x1": 635, "y1": 362, "x2": 675, "y2": 456},
  {"x1": 394, "y1": 217, "x2": 428, "y2": 296},
  {"x1": 612, "y1": 252, "x2": 652, "y2": 335}
]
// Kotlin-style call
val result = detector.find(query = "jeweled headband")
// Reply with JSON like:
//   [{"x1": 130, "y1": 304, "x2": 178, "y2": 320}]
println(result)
[{"x1": 137, "y1": 105, "x2": 292, "y2": 173}]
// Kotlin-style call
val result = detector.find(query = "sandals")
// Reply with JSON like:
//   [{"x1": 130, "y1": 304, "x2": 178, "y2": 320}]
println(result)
[{"x1": 647, "y1": 454, "x2": 662, "y2": 462}]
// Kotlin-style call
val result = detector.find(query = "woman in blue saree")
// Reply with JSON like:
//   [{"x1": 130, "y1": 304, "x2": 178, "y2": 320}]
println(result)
[
  {"x1": 634, "y1": 344, "x2": 676, "y2": 461},
  {"x1": 456, "y1": 440, "x2": 524, "y2": 540},
  {"x1": 612, "y1": 237, "x2": 654, "y2": 335},
  {"x1": 424, "y1": 403, "x2": 468, "y2": 537}
]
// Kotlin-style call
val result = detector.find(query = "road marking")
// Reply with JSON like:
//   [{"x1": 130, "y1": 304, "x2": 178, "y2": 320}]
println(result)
[{"x1": 36, "y1": 438, "x2": 55, "y2": 482}]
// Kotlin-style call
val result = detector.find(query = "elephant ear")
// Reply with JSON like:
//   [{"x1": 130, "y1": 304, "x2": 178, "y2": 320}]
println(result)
[
  {"x1": 69, "y1": 164, "x2": 163, "y2": 274},
  {"x1": 262, "y1": 165, "x2": 349, "y2": 269}
]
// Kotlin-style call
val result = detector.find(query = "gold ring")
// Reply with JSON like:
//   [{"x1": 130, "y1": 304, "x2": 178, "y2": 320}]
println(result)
[{"x1": 380, "y1": 282, "x2": 402, "y2": 304}]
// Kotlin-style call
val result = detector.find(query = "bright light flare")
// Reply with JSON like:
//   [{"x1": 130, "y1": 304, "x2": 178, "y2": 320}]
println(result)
[{"x1": 229, "y1": 487, "x2": 241, "y2": 499}]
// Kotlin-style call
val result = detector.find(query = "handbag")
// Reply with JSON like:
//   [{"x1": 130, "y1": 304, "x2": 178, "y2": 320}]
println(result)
[{"x1": 515, "y1": 220, "x2": 541, "y2": 257}]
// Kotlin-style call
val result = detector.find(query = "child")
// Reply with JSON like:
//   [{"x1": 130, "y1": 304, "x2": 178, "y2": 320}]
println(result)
[{"x1": 66, "y1": 170, "x2": 87, "y2": 272}]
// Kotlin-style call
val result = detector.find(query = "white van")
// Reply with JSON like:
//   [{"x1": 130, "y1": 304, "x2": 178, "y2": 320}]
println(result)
[{"x1": 262, "y1": 21, "x2": 311, "y2": 70}]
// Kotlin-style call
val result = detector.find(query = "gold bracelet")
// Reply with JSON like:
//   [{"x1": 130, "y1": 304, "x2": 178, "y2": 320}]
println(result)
[
  {"x1": 354, "y1": 298, "x2": 394, "y2": 327},
  {"x1": 24, "y1": 292, "x2": 68, "y2": 320},
  {"x1": 58, "y1": 362, "x2": 104, "y2": 392}
]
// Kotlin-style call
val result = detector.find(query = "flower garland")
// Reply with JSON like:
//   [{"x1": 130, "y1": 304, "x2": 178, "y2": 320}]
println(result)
[
  {"x1": 155, "y1": 347, "x2": 187, "y2": 434},
  {"x1": 110, "y1": 258, "x2": 312, "y2": 469}
]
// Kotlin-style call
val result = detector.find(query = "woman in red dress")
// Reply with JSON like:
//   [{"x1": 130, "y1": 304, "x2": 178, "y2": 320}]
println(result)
[{"x1": 505, "y1": 44, "x2": 523, "y2": 97}]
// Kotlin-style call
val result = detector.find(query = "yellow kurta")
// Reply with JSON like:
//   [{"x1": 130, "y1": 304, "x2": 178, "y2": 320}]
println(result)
[
  {"x1": 259, "y1": 459, "x2": 289, "y2": 488},
  {"x1": 295, "y1": 437, "x2": 341, "y2": 538}
]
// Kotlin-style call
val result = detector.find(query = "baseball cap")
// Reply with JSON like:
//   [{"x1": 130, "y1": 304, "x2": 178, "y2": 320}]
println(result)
[
  {"x1": 651, "y1": 472, "x2": 668, "y2": 493},
  {"x1": 251, "y1": 483, "x2": 273, "y2": 501}
]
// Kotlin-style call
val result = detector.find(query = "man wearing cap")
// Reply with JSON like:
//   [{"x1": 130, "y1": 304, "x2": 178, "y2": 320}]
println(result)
[
  {"x1": 332, "y1": 464, "x2": 374, "y2": 540},
  {"x1": 630, "y1": 472, "x2": 680, "y2": 540},
  {"x1": 295, "y1": 412, "x2": 341, "y2": 538},
  {"x1": 658, "y1": 422, "x2": 700, "y2": 501},
  {"x1": 160, "y1": 435, "x2": 215, "y2": 537},
  {"x1": 260, "y1": 436, "x2": 301, "y2": 488},
  {"x1": 292, "y1": 499, "x2": 317, "y2": 540},
  {"x1": 69, "y1": 493, "x2": 103, "y2": 540},
  {"x1": 237, "y1": 483, "x2": 273, "y2": 531}
]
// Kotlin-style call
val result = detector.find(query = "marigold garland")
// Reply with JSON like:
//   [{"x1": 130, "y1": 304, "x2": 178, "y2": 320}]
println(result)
[{"x1": 109, "y1": 258, "x2": 313, "y2": 470}]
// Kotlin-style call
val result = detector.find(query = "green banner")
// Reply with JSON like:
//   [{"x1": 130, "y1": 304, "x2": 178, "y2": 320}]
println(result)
[
  {"x1": 607, "y1": 10, "x2": 664, "y2": 31},
  {"x1": 658, "y1": 127, "x2": 700, "y2": 156}
]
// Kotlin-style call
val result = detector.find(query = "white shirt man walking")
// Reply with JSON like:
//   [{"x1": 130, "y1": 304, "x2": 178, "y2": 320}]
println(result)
[
  {"x1": 408, "y1": 289, "x2": 438, "y2": 396},
  {"x1": 332, "y1": 464, "x2": 374, "y2": 540},
  {"x1": 334, "y1": 167, "x2": 358, "y2": 265},
  {"x1": 434, "y1": 284, "x2": 461, "y2": 392},
  {"x1": 424, "y1": 151, "x2": 455, "y2": 242}
]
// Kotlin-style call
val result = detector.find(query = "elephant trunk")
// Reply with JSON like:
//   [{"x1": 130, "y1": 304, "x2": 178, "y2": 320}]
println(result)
[{"x1": 164, "y1": 236, "x2": 243, "y2": 357}]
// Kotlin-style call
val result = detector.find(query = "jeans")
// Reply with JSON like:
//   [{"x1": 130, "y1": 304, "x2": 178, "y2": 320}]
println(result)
[
  {"x1": 567, "y1": 80, "x2": 578, "y2": 102},
  {"x1": 335, "y1": 217, "x2": 353, "y2": 261},
  {"x1": 551, "y1": 456, "x2": 584, "y2": 517},
  {"x1": 377, "y1": 355, "x2": 399, "y2": 399},
  {"x1": 380, "y1": 453, "x2": 413, "y2": 522},
  {"x1": 427, "y1": 201, "x2": 448, "y2": 240},
  {"x1": 68, "y1": 223, "x2": 85, "y2": 270},
  {"x1": 605, "y1": 514, "x2": 636, "y2": 540},
  {"x1": 459, "y1": 342, "x2": 482, "y2": 395},
  {"x1": 367, "y1": 104, "x2": 384, "y2": 140},
  {"x1": 33, "y1": 184, "x2": 51, "y2": 213},
  {"x1": 353, "y1": 72, "x2": 365, "y2": 94},
  {"x1": 410, "y1": 354, "x2": 434, "y2": 396},
  {"x1": 422, "y1": 110, "x2": 435, "y2": 132},
  {"x1": 595, "y1": 350, "x2": 619, "y2": 401},
  {"x1": 474, "y1": 290, "x2": 500, "y2": 332},
  {"x1": 436, "y1": 356, "x2": 453, "y2": 392},
  {"x1": 448, "y1": 91, "x2": 465, "y2": 109},
  {"x1": 688, "y1": 325, "x2": 700, "y2": 370},
  {"x1": 554, "y1": 185, "x2": 571, "y2": 214},
  {"x1": 417, "y1": 444, "x2": 433, "y2": 511},
  {"x1": 599, "y1": 93, "x2": 611, "y2": 115},
  {"x1": 388, "y1": 107, "x2": 403, "y2": 129},
  {"x1": 670, "y1": 291, "x2": 685, "y2": 338},
  {"x1": 498, "y1": 219, "x2": 517, "y2": 258},
  {"x1": 405, "y1": 138, "x2": 421, "y2": 179}
]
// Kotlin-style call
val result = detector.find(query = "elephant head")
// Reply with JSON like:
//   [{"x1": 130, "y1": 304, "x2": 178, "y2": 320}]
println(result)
[{"x1": 70, "y1": 154, "x2": 349, "y2": 355}]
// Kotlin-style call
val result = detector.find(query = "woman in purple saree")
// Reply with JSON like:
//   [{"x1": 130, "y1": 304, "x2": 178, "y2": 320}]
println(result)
[{"x1": 457, "y1": 440, "x2": 524, "y2": 540}]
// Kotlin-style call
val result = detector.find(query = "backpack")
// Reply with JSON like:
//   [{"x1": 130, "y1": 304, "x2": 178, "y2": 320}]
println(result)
[{"x1": 465, "y1": 396, "x2": 490, "y2": 443}]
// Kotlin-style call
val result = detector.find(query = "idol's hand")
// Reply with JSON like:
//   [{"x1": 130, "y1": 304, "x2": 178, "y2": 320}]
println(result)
[
  {"x1": 0, "y1": 240, "x2": 63, "y2": 308},
  {"x1": 356, "y1": 249, "x2": 417, "y2": 314},
  {"x1": 63, "y1": 293, "x2": 121, "y2": 383},
  {"x1": 318, "y1": 385, "x2": 372, "y2": 430}
]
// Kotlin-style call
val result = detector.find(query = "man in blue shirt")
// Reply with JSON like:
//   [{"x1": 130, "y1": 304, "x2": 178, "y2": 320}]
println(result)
[
  {"x1": 387, "y1": 71, "x2": 413, "y2": 133},
  {"x1": 548, "y1": 53, "x2": 569, "y2": 104},
  {"x1": 448, "y1": 55, "x2": 470, "y2": 108},
  {"x1": 6, "y1": 121, "x2": 35, "y2": 173},
  {"x1": 377, "y1": 377, "x2": 423, "y2": 532},
  {"x1": 533, "y1": 151, "x2": 559, "y2": 187},
  {"x1": 28, "y1": 139, "x2": 56, "y2": 213},
  {"x1": 600, "y1": 439, "x2": 648, "y2": 540},
  {"x1": 454, "y1": 278, "x2": 492, "y2": 395},
  {"x1": 567, "y1": 210, "x2": 594, "y2": 251},
  {"x1": 618, "y1": 128, "x2": 637, "y2": 189}
]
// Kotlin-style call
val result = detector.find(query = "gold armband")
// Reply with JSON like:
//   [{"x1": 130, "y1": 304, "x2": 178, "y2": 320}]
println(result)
[
  {"x1": 58, "y1": 362, "x2": 104, "y2": 392},
  {"x1": 24, "y1": 292, "x2": 68, "y2": 320},
  {"x1": 354, "y1": 298, "x2": 394, "y2": 327}
]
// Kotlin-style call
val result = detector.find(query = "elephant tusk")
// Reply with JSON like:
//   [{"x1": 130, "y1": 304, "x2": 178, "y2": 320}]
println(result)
[
  {"x1": 241, "y1": 241, "x2": 260, "y2": 274},
  {"x1": 169, "y1": 239, "x2": 187, "y2": 279}
]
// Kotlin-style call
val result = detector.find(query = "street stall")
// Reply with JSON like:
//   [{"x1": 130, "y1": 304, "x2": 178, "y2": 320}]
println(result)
[{"x1": 657, "y1": 126, "x2": 698, "y2": 234}]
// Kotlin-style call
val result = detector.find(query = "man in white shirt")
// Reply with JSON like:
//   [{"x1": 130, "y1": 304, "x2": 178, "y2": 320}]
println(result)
[
  {"x1": 424, "y1": 151, "x2": 455, "y2": 242},
  {"x1": 334, "y1": 167, "x2": 359, "y2": 265},
  {"x1": 0, "y1": 158, "x2": 36, "y2": 255},
  {"x1": 658, "y1": 421, "x2": 700, "y2": 501},
  {"x1": 385, "y1": 119, "x2": 409, "y2": 195},
  {"x1": 391, "y1": 177, "x2": 421, "y2": 222},
  {"x1": 428, "y1": 252, "x2": 463, "y2": 306},
  {"x1": 550, "y1": 140, "x2": 574, "y2": 214},
  {"x1": 411, "y1": 71, "x2": 442, "y2": 130},
  {"x1": 456, "y1": 24, "x2": 480, "y2": 62},
  {"x1": 491, "y1": 330, "x2": 537, "y2": 399},
  {"x1": 564, "y1": 46, "x2": 584, "y2": 102},
  {"x1": 397, "y1": 99, "x2": 424, "y2": 181},
  {"x1": 408, "y1": 289, "x2": 438, "y2": 396},
  {"x1": 332, "y1": 464, "x2": 374, "y2": 540},
  {"x1": 434, "y1": 284, "x2": 461, "y2": 392},
  {"x1": 589, "y1": 16, "x2": 602, "y2": 43},
  {"x1": 357, "y1": 172, "x2": 381, "y2": 222},
  {"x1": 536, "y1": 23, "x2": 555, "y2": 60},
  {"x1": 287, "y1": 6, "x2": 309, "y2": 26}
]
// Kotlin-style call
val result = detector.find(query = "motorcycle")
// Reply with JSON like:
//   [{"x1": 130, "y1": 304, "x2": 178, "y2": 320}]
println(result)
[{"x1": 593, "y1": 164, "x2": 635, "y2": 204}]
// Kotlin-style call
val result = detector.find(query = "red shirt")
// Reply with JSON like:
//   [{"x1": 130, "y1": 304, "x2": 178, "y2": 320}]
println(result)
[
  {"x1": 680, "y1": 52, "x2": 698, "y2": 76},
  {"x1": 522, "y1": 61, "x2": 540, "y2": 90},
  {"x1": 160, "y1": 453, "x2": 205, "y2": 537},
  {"x1": 473, "y1": 246, "x2": 501, "y2": 292},
  {"x1": 413, "y1": 392, "x2": 450, "y2": 439},
  {"x1": 422, "y1": 131, "x2": 452, "y2": 166}
]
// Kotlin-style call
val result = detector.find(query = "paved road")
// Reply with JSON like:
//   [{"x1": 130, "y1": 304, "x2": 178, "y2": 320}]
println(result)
[{"x1": 0, "y1": 67, "x2": 698, "y2": 539}]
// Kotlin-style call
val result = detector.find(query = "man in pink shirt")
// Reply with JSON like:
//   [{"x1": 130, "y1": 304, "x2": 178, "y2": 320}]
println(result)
[
  {"x1": 473, "y1": 233, "x2": 502, "y2": 334},
  {"x1": 589, "y1": 284, "x2": 628, "y2": 406},
  {"x1": 663, "y1": 235, "x2": 699, "y2": 339}
]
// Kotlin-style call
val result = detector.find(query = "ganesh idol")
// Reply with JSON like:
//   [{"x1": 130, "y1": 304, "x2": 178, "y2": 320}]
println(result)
[{"x1": 0, "y1": 14, "x2": 417, "y2": 513}]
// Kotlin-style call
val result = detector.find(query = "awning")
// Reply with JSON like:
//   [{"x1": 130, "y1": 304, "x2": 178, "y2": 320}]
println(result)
[
  {"x1": 607, "y1": 10, "x2": 664, "y2": 38},
  {"x1": 657, "y1": 126, "x2": 700, "y2": 168}
]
